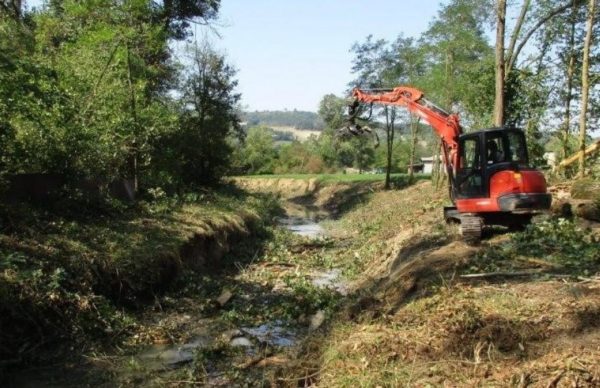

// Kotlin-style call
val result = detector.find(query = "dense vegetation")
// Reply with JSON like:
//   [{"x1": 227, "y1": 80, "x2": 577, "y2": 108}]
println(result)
[
  {"x1": 0, "y1": 0, "x2": 257, "y2": 373},
  {"x1": 1, "y1": 0, "x2": 239, "y2": 194}
]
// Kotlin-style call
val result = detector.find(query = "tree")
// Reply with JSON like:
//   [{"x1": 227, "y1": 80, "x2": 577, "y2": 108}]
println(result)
[
  {"x1": 173, "y1": 43, "x2": 241, "y2": 185},
  {"x1": 242, "y1": 126, "x2": 277, "y2": 174},
  {"x1": 318, "y1": 94, "x2": 348, "y2": 131},
  {"x1": 161, "y1": 0, "x2": 220, "y2": 40},
  {"x1": 420, "y1": 0, "x2": 493, "y2": 112},
  {"x1": 317, "y1": 94, "x2": 352, "y2": 169},
  {"x1": 419, "y1": 0, "x2": 493, "y2": 186},
  {"x1": 554, "y1": 4, "x2": 586, "y2": 161},
  {"x1": 577, "y1": 0, "x2": 596, "y2": 177},
  {"x1": 350, "y1": 35, "x2": 399, "y2": 187},
  {"x1": 494, "y1": 0, "x2": 585, "y2": 127},
  {"x1": 0, "y1": 0, "x2": 228, "y2": 195}
]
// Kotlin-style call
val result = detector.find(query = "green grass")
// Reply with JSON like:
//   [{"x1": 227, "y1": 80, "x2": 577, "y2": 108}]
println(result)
[{"x1": 234, "y1": 172, "x2": 430, "y2": 184}]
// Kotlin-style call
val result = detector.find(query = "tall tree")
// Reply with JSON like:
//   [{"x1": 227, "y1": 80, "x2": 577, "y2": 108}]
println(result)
[
  {"x1": 420, "y1": 0, "x2": 494, "y2": 124},
  {"x1": 495, "y1": 0, "x2": 584, "y2": 128},
  {"x1": 577, "y1": 0, "x2": 596, "y2": 177},
  {"x1": 494, "y1": 0, "x2": 506, "y2": 126},
  {"x1": 174, "y1": 42, "x2": 241, "y2": 184},
  {"x1": 561, "y1": 5, "x2": 582, "y2": 160},
  {"x1": 350, "y1": 35, "x2": 398, "y2": 187}
]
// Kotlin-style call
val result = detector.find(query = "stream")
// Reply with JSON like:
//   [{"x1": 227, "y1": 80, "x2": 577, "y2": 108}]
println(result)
[{"x1": 135, "y1": 209, "x2": 341, "y2": 368}]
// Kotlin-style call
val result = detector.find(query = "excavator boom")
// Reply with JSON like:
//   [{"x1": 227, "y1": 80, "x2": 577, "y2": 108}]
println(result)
[{"x1": 349, "y1": 86, "x2": 462, "y2": 171}]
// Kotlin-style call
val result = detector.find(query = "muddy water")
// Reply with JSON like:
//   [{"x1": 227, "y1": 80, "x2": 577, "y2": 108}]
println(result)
[
  {"x1": 277, "y1": 215, "x2": 324, "y2": 238},
  {"x1": 136, "y1": 320, "x2": 298, "y2": 370}
]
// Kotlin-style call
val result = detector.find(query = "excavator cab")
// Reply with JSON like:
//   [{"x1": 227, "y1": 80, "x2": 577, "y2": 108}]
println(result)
[
  {"x1": 455, "y1": 128, "x2": 530, "y2": 200},
  {"x1": 451, "y1": 127, "x2": 551, "y2": 236}
]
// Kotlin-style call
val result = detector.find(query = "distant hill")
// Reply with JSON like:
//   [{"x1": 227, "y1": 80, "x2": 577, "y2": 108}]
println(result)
[{"x1": 243, "y1": 110, "x2": 324, "y2": 131}]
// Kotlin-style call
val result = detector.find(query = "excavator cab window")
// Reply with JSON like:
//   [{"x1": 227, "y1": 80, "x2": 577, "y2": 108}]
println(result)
[
  {"x1": 484, "y1": 130, "x2": 529, "y2": 167},
  {"x1": 486, "y1": 135, "x2": 505, "y2": 164},
  {"x1": 456, "y1": 136, "x2": 483, "y2": 197},
  {"x1": 506, "y1": 131, "x2": 528, "y2": 165}
]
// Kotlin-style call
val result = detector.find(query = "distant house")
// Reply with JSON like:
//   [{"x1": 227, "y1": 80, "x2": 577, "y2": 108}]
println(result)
[
  {"x1": 407, "y1": 163, "x2": 424, "y2": 174},
  {"x1": 421, "y1": 156, "x2": 443, "y2": 174}
]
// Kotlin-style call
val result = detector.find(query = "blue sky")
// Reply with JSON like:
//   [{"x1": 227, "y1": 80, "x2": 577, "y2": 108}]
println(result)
[
  {"x1": 26, "y1": 1, "x2": 447, "y2": 111},
  {"x1": 204, "y1": 1, "x2": 442, "y2": 111}
]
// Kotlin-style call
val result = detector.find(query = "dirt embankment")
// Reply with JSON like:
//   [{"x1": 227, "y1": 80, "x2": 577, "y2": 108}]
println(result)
[
  {"x1": 0, "y1": 192, "x2": 276, "y2": 375},
  {"x1": 276, "y1": 180, "x2": 600, "y2": 387},
  {"x1": 232, "y1": 177, "x2": 383, "y2": 216},
  {"x1": 233, "y1": 177, "x2": 321, "y2": 199}
]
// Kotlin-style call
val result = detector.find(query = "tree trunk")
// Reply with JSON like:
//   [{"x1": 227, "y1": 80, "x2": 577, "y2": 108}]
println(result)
[
  {"x1": 408, "y1": 117, "x2": 420, "y2": 184},
  {"x1": 494, "y1": 0, "x2": 507, "y2": 127},
  {"x1": 506, "y1": 0, "x2": 579, "y2": 73},
  {"x1": 577, "y1": 0, "x2": 596, "y2": 177},
  {"x1": 562, "y1": 6, "x2": 577, "y2": 162},
  {"x1": 384, "y1": 107, "x2": 396, "y2": 190},
  {"x1": 505, "y1": 0, "x2": 530, "y2": 76}
]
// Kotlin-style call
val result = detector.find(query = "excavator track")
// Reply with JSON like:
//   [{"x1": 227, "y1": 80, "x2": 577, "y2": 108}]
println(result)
[{"x1": 459, "y1": 214, "x2": 483, "y2": 243}]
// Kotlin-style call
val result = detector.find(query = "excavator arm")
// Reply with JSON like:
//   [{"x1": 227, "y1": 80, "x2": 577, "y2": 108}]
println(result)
[
  {"x1": 346, "y1": 86, "x2": 462, "y2": 172},
  {"x1": 351, "y1": 87, "x2": 461, "y2": 151}
]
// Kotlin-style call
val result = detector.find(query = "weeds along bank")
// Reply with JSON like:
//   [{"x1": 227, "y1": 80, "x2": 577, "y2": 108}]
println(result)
[
  {"x1": 281, "y1": 180, "x2": 600, "y2": 386},
  {"x1": 0, "y1": 187, "x2": 280, "y2": 373}
]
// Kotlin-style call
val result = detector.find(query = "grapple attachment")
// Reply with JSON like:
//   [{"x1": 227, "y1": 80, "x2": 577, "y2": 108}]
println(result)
[{"x1": 335, "y1": 98, "x2": 380, "y2": 148}]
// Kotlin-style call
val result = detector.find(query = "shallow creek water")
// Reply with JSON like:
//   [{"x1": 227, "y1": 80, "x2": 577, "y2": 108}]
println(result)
[{"x1": 132, "y1": 207, "x2": 342, "y2": 371}]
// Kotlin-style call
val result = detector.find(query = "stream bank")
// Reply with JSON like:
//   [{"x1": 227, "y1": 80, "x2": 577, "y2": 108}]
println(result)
[{"x1": 7, "y1": 185, "x2": 352, "y2": 387}]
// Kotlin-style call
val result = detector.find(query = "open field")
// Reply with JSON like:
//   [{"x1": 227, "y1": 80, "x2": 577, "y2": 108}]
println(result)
[{"x1": 269, "y1": 126, "x2": 322, "y2": 141}]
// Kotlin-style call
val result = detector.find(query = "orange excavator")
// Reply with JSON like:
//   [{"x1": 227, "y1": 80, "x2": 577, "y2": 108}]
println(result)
[{"x1": 341, "y1": 86, "x2": 552, "y2": 241}]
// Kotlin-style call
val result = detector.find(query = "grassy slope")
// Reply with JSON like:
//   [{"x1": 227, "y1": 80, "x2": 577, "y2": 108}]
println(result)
[
  {"x1": 0, "y1": 187, "x2": 279, "y2": 369},
  {"x1": 286, "y1": 181, "x2": 600, "y2": 387}
]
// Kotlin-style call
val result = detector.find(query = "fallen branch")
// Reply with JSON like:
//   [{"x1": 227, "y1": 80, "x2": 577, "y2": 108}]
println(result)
[
  {"x1": 577, "y1": 276, "x2": 600, "y2": 283},
  {"x1": 237, "y1": 351, "x2": 275, "y2": 369},
  {"x1": 515, "y1": 256, "x2": 564, "y2": 270}
]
